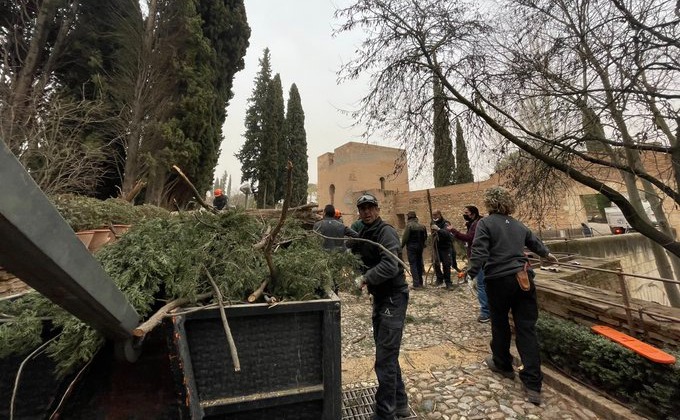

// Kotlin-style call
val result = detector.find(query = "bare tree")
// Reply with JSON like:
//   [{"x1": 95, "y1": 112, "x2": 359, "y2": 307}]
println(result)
[{"x1": 335, "y1": 0, "x2": 680, "y2": 301}]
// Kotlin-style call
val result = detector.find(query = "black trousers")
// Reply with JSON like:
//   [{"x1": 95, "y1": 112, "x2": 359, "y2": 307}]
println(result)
[
  {"x1": 406, "y1": 246, "x2": 425, "y2": 287},
  {"x1": 433, "y1": 246, "x2": 452, "y2": 285},
  {"x1": 372, "y1": 289, "x2": 409, "y2": 419},
  {"x1": 485, "y1": 273, "x2": 543, "y2": 392}
]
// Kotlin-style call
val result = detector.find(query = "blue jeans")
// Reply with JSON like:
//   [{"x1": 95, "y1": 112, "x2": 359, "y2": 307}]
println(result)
[{"x1": 477, "y1": 270, "x2": 490, "y2": 318}]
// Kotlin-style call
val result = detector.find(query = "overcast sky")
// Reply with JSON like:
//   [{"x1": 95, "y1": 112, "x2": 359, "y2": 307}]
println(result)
[{"x1": 216, "y1": 0, "x2": 432, "y2": 191}]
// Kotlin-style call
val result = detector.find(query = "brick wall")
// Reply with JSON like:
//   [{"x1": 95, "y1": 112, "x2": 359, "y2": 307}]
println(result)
[{"x1": 316, "y1": 143, "x2": 680, "y2": 245}]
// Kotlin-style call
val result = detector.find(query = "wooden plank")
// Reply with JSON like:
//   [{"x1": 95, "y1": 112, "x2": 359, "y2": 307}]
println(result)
[{"x1": 591, "y1": 325, "x2": 676, "y2": 364}]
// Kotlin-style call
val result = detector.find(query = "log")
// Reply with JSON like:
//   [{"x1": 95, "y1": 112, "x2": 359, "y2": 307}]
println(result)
[{"x1": 133, "y1": 292, "x2": 212, "y2": 338}]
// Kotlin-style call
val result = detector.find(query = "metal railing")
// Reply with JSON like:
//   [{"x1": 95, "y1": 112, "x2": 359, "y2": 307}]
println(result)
[{"x1": 528, "y1": 254, "x2": 680, "y2": 338}]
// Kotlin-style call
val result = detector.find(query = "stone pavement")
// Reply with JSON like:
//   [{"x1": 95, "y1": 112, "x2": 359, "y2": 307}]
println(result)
[{"x1": 339, "y1": 282, "x2": 632, "y2": 420}]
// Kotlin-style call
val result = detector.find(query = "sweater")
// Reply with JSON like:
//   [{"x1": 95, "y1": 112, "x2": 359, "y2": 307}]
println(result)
[{"x1": 468, "y1": 213, "x2": 550, "y2": 280}]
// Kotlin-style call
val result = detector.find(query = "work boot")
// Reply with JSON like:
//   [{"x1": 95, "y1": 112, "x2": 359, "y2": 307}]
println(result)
[
  {"x1": 485, "y1": 355, "x2": 515, "y2": 379},
  {"x1": 371, "y1": 403, "x2": 411, "y2": 419},
  {"x1": 523, "y1": 386, "x2": 542, "y2": 405},
  {"x1": 396, "y1": 405, "x2": 411, "y2": 417}
]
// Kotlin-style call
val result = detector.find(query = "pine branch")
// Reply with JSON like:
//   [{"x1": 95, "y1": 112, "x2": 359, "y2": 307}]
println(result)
[
  {"x1": 249, "y1": 161, "x2": 293, "y2": 302},
  {"x1": 310, "y1": 230, "x2": 411, "y2": 274}
]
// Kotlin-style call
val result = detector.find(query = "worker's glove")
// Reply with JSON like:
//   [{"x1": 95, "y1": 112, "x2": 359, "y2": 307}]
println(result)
[
  {"x1": 430, "y1": 224, "x2": 440, "y2": 231},
  {"x1": 465, "y1": 274, "x2": 473, "y2": 284},
  {"x1": 354, "y1": 275, "x2": 366, "y2": 289},
  {"x1": 547, "y1": 253, "x2": 558, "y2": 263}
]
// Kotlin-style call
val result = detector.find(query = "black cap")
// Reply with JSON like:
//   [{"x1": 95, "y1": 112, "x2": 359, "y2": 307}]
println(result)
[{"x1": 356, "y1": 193, "x2": 378, "y2": 207}]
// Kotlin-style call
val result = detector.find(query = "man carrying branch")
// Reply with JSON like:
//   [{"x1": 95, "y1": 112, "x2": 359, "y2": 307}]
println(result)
[{"x1": 350, "y1": 193, "x2": 410, "y2": 419}]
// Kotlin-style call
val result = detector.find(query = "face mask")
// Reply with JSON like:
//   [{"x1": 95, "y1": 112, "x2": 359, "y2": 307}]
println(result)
[
  {"x1": 432, "y1": 217, "x2": 440, "y2": 222},
  {"x1": 463, "y1": 214, "x2": 471, "y2": 221}
]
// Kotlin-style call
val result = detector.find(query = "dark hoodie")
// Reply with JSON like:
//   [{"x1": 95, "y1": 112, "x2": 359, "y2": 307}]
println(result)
[{"x1": 351, "y1": 217, "x2": 407, "y2": 296}]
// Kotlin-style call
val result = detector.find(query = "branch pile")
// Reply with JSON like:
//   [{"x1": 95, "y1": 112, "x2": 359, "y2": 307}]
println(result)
[{"x1": 0, "y1": 208, "x2": 359, "y2": 376}]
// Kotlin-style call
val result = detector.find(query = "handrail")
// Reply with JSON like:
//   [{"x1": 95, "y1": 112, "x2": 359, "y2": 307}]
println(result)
[{"x1": 527, "y1": 254, "x2": 680, "y2": 338}]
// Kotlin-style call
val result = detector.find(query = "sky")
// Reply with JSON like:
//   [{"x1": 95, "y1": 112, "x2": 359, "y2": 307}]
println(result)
[{"x1": 215, "y1": 0, "x2": 433, "y2": 192}]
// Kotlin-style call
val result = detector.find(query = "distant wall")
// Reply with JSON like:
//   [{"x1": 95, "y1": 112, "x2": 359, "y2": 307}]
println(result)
[{"x1": 548, "y1": 234, "x2": 670, "y2": 305}]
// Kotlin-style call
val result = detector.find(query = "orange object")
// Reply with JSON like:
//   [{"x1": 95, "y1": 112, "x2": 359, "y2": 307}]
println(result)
[
  {"x1": 214, "y1": 188, "x2": 223, "y2": 197},
  {"x1": 334, "y1": 209, "x2": 342, "y2": 219},
  {"x1": 457, "y1": 271, "x2": 465, "y2": 279},
  {"x1": 591, "y1": 325, "x2": 676, "y2": 364}
]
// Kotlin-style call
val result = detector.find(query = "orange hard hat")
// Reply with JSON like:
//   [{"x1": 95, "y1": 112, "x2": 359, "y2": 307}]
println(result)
[
  {"x1": 214, "y1": 188, "x2": 223, "y2": 196},
  {"x1": 334, "y1": 209, "x2": 342, "y2": 218}
]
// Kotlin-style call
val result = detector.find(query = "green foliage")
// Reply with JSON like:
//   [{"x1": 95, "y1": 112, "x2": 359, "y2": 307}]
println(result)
[
  {"x1": 284, "y1": 84, "x2": 309, "y2": 206},
  {"x1": 454, "y1": 119, "x2": 473, "y2": 184},
  {"x1": 238, "y1": 48, "x2": 273, "y2": 203},
  {"x1": 538, "y1": 313, "x2": 680, "y2": 419},
  {"x1": 0, "y1": 210, "x2": 360, "y2": 376},
  {"x1": 432, "y1": 75, "x2": 455, "y2": 187},
  {"x1": 50, "y1": 194, "x2": 170, "y2": 232}
]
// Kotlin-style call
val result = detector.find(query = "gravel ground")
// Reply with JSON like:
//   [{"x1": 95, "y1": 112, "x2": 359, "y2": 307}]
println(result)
[{"x1": 339, "y1": 282, "x2": 602, "y2": 419}]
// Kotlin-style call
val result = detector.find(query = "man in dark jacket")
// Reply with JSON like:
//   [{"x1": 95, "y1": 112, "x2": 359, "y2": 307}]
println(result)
[
  {"x1": 313, "y1": 204, "x2": 356, "y2": 251},
  {"x1": 430, "y1": 210, "x2": 457, "y2": 289},
  {"x1": 448, "y1": 205, "x2": 490, "y2": 322},
  {"x1": 467, "y1": 187, "x2": 556, "y2": 406},
  {"x1": 401, "y1": 211, "x2": 427, "y2": 288},
  {"x1": 351, "y1": 193, "x2": 410, "y2": 420},
  {"x1": 213, "y1": 189, "x2": 227, "y2": 210}
]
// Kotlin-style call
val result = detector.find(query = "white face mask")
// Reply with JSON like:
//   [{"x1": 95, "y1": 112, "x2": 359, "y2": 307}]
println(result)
[{"x1": 433, "y1": 217, "x2": 440, "y2": 222}]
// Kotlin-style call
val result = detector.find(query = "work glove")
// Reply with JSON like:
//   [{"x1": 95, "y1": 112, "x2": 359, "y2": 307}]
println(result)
[
  {"x1": 465, "y1": 274, "x2": 473, "y2": 284},
  {"x1": 354, "y1": 275, "x2": 366, "y2": 289},
  {"x1": 430, "y1": 224, "x2": 440, "y2": 231},
  {"x1": 547, "y1": 253, "x2": 558, "y2": 263}
]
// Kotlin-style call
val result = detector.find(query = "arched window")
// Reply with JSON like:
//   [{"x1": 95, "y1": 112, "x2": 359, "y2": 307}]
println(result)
[
  {"x1": 329, "y1": 184, "x2": 336, "y2": 205},
  {"x1": 379, "y1": 177, "x2": 385, "y2": 190}
]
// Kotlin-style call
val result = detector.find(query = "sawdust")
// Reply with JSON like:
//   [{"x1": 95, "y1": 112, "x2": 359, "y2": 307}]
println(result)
[{"x1": 342, "y1": 343, "x2": 481, "y2": 384}]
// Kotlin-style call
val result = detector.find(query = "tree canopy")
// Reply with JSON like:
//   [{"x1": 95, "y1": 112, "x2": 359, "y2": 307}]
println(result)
[
  {"x1": 335, "y1": 0, "x2": 680, "y2": 291},
  {"x1": 0, "y1": 0, "x2": 250, "y2": 207}
]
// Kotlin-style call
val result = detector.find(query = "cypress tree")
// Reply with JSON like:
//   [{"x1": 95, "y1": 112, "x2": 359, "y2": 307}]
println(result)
[
  {"x1": 238, "y1": 48, "x2": 272, "y2": 208},
  {"x1": 284, "y1": 84, "x2": 309, "y2": 206},
  {"x1": 266, "y1": 74, "x2": 285, "y2": 206},
  {"x1": 432, "y1": 75, "x2": 456, "y2": 187},
  {"x1": 160, "y1": 0, "x2": 250, "y2": 207},
  {"x1": 454, "y1": 119, "x2": 474, "y2": 183}
]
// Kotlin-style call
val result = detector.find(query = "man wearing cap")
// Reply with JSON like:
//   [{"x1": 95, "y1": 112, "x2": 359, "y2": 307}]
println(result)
[
  {"x1": 213, "y1": 189, "x2": 227, "y2": 210},
  {"x1": 350, "y1": 193, "x2": 410, "y2": 419},
  {"x1": 401, "y1": 211, "x2": 427, "y2": 289}
]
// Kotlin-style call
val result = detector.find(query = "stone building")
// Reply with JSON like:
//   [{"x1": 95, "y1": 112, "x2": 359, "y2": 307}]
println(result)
[
  {"x1": 317, "y1": 142, "x2": 409, "y2": 224},
  {"x1": 317, "y1": 143, "x2": 680, "y2": 237}
]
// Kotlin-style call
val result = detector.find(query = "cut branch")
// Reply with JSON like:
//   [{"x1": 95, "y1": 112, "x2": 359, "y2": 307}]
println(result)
[
  {"x1": 133, "y1": 292, "x2": 212, "y2": 338},
  {"x1": 310, "y1": 230, "x2": 411, "y2": 274},
  {"x1": 172, "y1": 165, "x2": 217, "y2": 214},
  {"x1": 204, "y1": 266, "x2": 240, "y2": 372}
]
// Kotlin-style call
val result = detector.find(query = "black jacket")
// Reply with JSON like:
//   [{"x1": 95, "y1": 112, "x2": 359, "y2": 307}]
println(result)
[
  {"x1": 351, "y1": 218, "x2": 406, "y2": 296},
  {"x1": 432, "y1": 218, "x2": 453, "y2": 249},
  {"x1": 213, "y1": 195, "x2": 227, "y2": 210},
  {"x1": 313, "y1": 217, "x2": 357, "y2": 251},
  {"x1": 401, "y1": 219, "x2": 427, "y2": 250}
]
